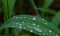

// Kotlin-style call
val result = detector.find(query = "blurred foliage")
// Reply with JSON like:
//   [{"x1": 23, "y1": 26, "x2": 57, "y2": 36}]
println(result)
[{"x1": 0, "y1": 0, "x2": 60, "y2": 36}]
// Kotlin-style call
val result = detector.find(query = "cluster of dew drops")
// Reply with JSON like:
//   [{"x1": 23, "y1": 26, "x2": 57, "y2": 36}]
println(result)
[{"x1": 10, "y1": 15, "x2": 59, "y2": 36}]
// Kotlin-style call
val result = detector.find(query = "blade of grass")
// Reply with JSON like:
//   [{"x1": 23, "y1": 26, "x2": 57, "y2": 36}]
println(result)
[
  {"x1": 29, "y1": 0, "x2": 40, "y2": 16},
  {"x1": 41, "y1": 0, "x2": 53, "y2": 19},
  {"x1": 43, "y1": 0, "x2": 53, "y2": 8},
  {"x1": 8, "y1": 0, "x2": 16, "y2": 17},
  {"x1": 2, "y1": 0, "x2": 16, "y2": 35},
  {"x1": 2, "y1": 0, "x2": 9, "y2": 34},
  {"x1": 2, "y1": 0, "x2": 9, "y2": 20},
  {"x1": 37, "y1": 8, "x2": 57, "y2": 15},
  {"x1": 51, "y1": 11, "x2": 60, "y2": 27},
  {"x1": 0, "y1": 15, "x2": 60, "y2": 36},
  {"x1": 2, "y1": 0, "x2": 16, "y2": 19}
]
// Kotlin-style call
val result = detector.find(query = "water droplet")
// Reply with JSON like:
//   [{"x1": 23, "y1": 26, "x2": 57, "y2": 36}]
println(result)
[
  {"x1": 43, "y1": 33, "x2": 45, "y2": 35},
  {"x1": 39, "y1": 30, "x2": 42, "y2": 32},
  {"x1": 24, "y1": 17, "x2": 26, "y2": 18},
  {"x1": 15, "y1": 16, "x2": 19, "y2": 19},
  {"x1": 32, "y1": 17, "x2": 36, "y2": 20},
  {"x1": 24, "y1": 27, "x2": 26, "y2": 29},
  {"x1": 49, "y1": 30, "x2": 52, "y2": 33},
  {"x1": 34, "y1": 28, "x2": 42, "y2": 32},
  {"x1": 19, "y1": 24, "x2": 22, "y2": 26},
  {"x1": 20, "y1": 17, "x2": 22, "y2": 19},
  {"x1": 56, "y1": 34, "x2": 58, "y2": 36},
  {"x1": 30, "y1": 30, "x2": 33, "y2": 32},
  {"x1": 42, "y1": 19, "x2": 45, "y2": 21},
  {"x1": 22, "y1": 21, "x2": 24, "y2": 23},
  {"x1": 16, "y1": 23, "x2": 20, "y2": 24},
  {"x1": 37, "y1": 25, "x2": 40, "y2": 27},
  {"x1": 13, "y1": 16, "x2": 15, "y2": 18},
  {"x1": 32, "y1": 23, "x2": 36, "y2": 26},
  {"x1": 19, "y1": 26, "x2": 22, "y2": 28},
  {"x1": 45, "y1": 23, "x2": 48, "y2": 25}
]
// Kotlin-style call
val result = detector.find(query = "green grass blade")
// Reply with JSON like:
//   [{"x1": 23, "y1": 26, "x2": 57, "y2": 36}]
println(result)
[
  {"x1": 37, "y1": 8, "x2": 57, "y2": 15},
  {"x1": 43, "y1": 0, "x2": 53, "y2": 8},
  {"x1": 41, "y1": 0, "x2": 53, "y2": 17},
  {"x1": 0, "y1": 15, "x2": 60, "y2": 36},
  {"x1": 2, "y1": 0, "x2": 9, "y2": 20},
  {"x1": 51, "y1": 11, "x2": 60, "y2": 27},
  {"x1": 2, "y1": 0, "x2": 16, "y2": 18},
  {"x1": 8, "y1": 0, "x2": 16, "y2": 17},
  {"x1": 29, "y1": 0, "x2": 40, "y2": 16}
]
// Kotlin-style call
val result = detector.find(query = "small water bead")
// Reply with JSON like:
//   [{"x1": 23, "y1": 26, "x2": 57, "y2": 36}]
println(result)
[
  {"x1": 45, "y1": 23, "x2": 48, "y2": 25},
  {"x1": 43, "y1": 33, "x2": 45, "y2": 35},
  {"x1": 13, "y1": 16, "x2": 16, "y2": 18},
  {"x1": 19, "y1": 24, "x2": 22, "y2": 26},
  {"x1": 15, "y1": 16, "x2": 19, "y2": 19},
  {"x1": 42, "y1": 19, "x2": 45, "y2": 21},
  {"x1": 30, "y1": 30, "x2": 33, "y2": 32},
  {"x1": 23, "y1": 27, "x2": 26, "y2": 29},
  {"x1": 37, "y1": 25, "x2": 40, "y2": 27},
  {"x1": 32, "y1": 17, "x2": 36, "y2": 20},
  {"x1": 49, "y1": 30, "x2": 52, "y2": 33},
  {"x1": 24, "y1": 17, "x2": 26, "y2": 18},
  {"x1": 20, "y1": 17, "x2": 22, "y2": 19},
  {"x1": 19, "y1": 26, "x2": 22, "y2": 28},
  {"x1": 39, "y1": 29, "x2": 42, "y2": 32},
  {"x1": 16, "y1": 22, "x2": 20, "y2": 24},
  {"x1": 34, "y1": 28, "x2": 42, "y2": 32},
  {"x1": 32, "y1": 23, "x2": 36, "y2": 26},
  {"x1": 56, "y1": 34, "x2": 58, "y2": 36},
  {"x1": 22, "y1": 21, "x2": 24, "y2": 23}
]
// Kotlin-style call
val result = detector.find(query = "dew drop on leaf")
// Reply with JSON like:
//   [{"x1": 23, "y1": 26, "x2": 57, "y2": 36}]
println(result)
[
  {"x1": 16, "y1": 22, "x2": 20, "y2": 24},
  {"x1": 37, "y1": 25, "x2": 40, "y2": 27},
  {"x1": 49, "y1": 30, "x2": 52, "y2": 33},
  {"x1": 30, "y1": 30, "x2": 33, "y2": 32},
  {"x1": 22, "y1": 21, "x2": 24, "y2": 23},
  {"x1": 15, "y1": 16, "x2": 19, "y2": 19},
  {"x1": 32, "y1": 23, "x2": 36, "y2": 26},
  {"x1": 42, "y1": 19, "x2": 45, "y2": 21},
  {"x1": 20, "y1": 17, "x2": 23, "y2": 19},
  {"x1": 19, "y1": 26, "x2": 22, "y2": 28},
  {"x1": 32, "y1": 17, "x2": 36, "y2": 20},
  {"x1": 23, "y1": 27, "x2": 26, "y2": 29},
  {"x1": 45, "y1": 23, "x2": 48, "y2": 25},
  {"x1": 56, "y1": 34, "x2": 58, "y2": 36},
  {"x1": 43, "y1": 33, "x2": 45, "y2": 35},
  {"x1": 34, "y1": 28, "x2": 42, "y2": 33},
  {"x1": 19, "y1": 24, "x2": 22, "y2": 26},
  {"x1": 24, "y1": 17, "x2": 26, "y2": 18}
]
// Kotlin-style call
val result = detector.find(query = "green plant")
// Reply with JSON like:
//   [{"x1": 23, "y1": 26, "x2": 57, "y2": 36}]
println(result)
[{"x1": 0, "y1": 0, "x2": 60, "y2": 36}]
